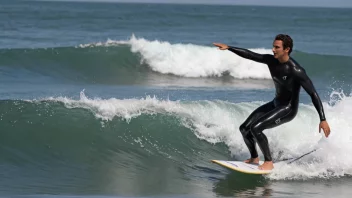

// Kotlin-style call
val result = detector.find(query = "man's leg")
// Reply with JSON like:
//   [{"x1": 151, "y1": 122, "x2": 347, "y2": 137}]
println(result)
[
  {"x1": 239, "y1": 101, "x2": 276, "y2": 163},
  {"x1": 250, "y1": 105, "x2": 297, "y2": 170}
]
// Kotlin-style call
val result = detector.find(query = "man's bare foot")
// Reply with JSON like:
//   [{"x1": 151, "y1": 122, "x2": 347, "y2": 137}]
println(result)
[
  {"x1": 244, "y1": 157, "x2": 259, "y2": 164},
  {"x1": 258, "y1": 161, "x2": 274, "y2": 170}
]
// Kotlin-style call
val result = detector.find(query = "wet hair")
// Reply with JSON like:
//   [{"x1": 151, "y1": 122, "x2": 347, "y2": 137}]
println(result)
[{"x1": 275, "y1": 34, "x2": 293, "y2": 54}]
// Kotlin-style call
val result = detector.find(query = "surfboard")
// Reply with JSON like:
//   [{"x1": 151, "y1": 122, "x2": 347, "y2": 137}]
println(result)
[
  {"x1": 212, "y1": 149, "x2": 318, "y2": 174},
  {"x1": 211, "y1": 160, "x2": 272, "y2": 174}
]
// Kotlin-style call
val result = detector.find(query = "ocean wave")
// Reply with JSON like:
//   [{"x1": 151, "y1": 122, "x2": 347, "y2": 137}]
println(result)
[
  {"x1": 1, "y1": 90, "x2": 352, "y2": 180},
  {"x1": 1, "y1": 35, "x2": 351, "y2": 85}
]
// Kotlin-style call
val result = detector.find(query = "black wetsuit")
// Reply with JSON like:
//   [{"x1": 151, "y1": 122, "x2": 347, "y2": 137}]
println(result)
[{"x1": 228, "y1": 46, "x2": 326, "y2": 161}]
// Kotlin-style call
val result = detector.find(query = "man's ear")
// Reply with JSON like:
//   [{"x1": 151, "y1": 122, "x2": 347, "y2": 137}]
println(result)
[{"x1": 284, "y1": 47, "x2": 290, "y2": 53}]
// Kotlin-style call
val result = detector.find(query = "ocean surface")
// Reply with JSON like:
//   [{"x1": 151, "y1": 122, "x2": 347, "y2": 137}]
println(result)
[{"x1": 1, "y1": 0, "x2": 352, "y2": 197}]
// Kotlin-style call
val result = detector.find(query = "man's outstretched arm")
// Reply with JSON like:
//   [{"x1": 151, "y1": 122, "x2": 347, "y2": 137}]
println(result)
[
  {"x1": 213, "y1": 43, "x2": 271, "y2": 64},
  {"x1": 294, "y1": 67, "x2": 331, "y2": 137}
]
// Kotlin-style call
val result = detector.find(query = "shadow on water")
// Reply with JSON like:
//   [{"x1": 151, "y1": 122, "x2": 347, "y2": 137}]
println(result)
[{"x1": 212, "y1": 170, "x2": 273, "y2": 197}]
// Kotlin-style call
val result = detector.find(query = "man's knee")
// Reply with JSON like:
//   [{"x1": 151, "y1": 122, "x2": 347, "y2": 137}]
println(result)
[
  {"x1": 239, "y1": 124, "x2": 250, "y2": 136},
  {"x1": 250, "y1": 122, "x2": 264, "y2": 138}
]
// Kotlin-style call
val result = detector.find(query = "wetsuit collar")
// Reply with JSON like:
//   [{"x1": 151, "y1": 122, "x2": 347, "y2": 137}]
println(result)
[{"x1": 278, "y1": 56, "x2": 290, "y2": 64}]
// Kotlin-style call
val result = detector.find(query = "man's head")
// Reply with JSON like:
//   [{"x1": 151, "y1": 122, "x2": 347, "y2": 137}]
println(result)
[{"x1": 272, "y1": 34, "x2": 293, "y2": 59}]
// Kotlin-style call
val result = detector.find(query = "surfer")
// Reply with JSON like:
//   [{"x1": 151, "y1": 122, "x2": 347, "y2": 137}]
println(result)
[{"x1": 213, "y1": 34, "x2": 331, "y2": 170}]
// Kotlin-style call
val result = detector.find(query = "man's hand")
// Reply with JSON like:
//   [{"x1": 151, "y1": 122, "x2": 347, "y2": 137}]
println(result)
[
  {"x1": 213, "y1": 43, "x2": 229, "y2": 50},
  {"x1": 319, "y1": 120, "x2": 331, "y2": 137}
]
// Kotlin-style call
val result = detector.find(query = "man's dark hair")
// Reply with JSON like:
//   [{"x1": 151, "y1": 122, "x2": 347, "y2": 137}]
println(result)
[{"x1": 275, "y1": 34, "x2": 293, "y2": 54}]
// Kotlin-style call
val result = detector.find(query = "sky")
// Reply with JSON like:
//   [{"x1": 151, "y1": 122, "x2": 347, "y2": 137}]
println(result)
[{"x1": 46, "y1": 0, "x2": 352, "y2": 8}]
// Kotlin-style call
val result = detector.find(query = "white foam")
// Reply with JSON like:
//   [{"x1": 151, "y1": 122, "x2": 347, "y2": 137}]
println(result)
[
  {"x1": 78, "y1": 34, "x2": 273, "y2": 79},
  {"x1": 267, "y1": 91, "x2": 352, "y2": 180},
  {"x1": 77, "y1": 38, "x2": 129, "y2": 48},
  {"x1": 43, "y1": 90, "x2": 352, "y2": 180}
]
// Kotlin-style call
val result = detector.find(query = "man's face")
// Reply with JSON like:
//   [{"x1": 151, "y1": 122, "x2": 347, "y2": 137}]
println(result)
[{"x1": 272, "y1": 40, "x2": 289, "y2": 59}]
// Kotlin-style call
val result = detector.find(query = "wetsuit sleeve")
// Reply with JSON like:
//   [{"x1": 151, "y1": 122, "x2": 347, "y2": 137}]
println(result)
[
  {"x1": 294, "y1": 68, "x2": 326, "y2": 121},
  {"x1": 227, "y1": 46, "x2": 271, "y2": 64}
]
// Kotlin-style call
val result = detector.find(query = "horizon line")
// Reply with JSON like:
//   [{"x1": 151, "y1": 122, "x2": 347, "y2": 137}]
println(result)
[{"x1": 33, "y1": 0, "x2": 352, "y2": 9}]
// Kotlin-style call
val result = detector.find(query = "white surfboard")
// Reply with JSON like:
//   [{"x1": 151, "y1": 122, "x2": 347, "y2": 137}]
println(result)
[{"x1": 211, "y1": 160, "x2": 272, "y2": 174}]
